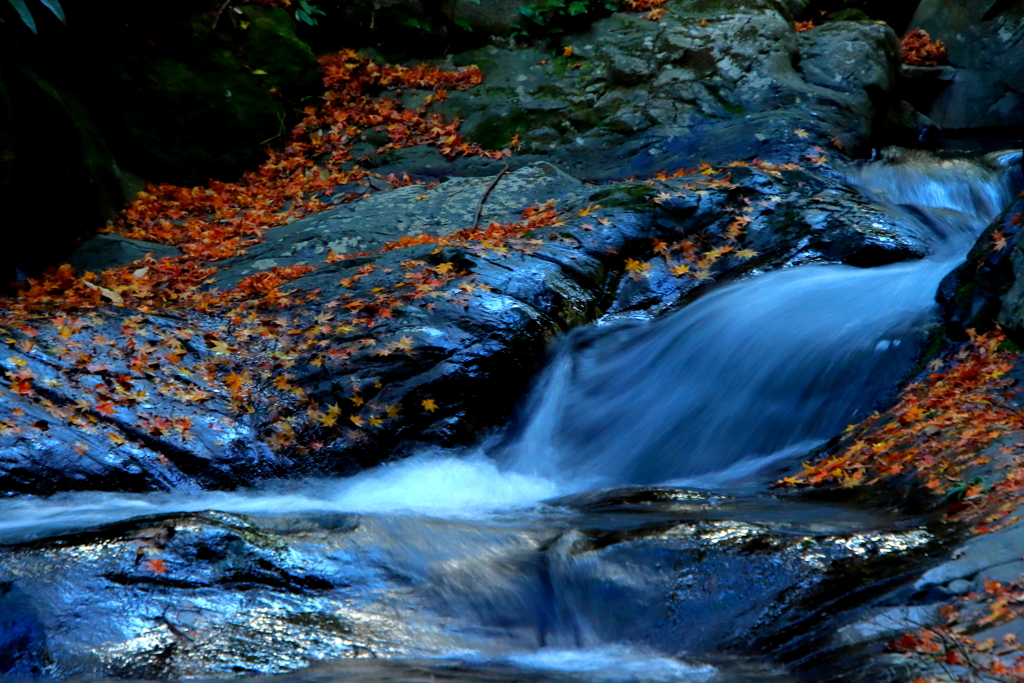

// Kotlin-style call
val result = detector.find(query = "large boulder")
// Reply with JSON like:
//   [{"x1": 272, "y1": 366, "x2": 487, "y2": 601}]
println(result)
[
  {"x1": 910, "y1": 0, "x2": 1024, "y2": 130},
  {"x1": 0, "y1": 161, "x2": 929, "y2": 496},
  {"x1": 0, "y1": 67, "x2": 134, "y2": 283},
  {"x1": 424, "y1": 1, "x2": 905, "y2": 181},
  {"x1": 938, "y1": 150, "x2": 1024, "y2": 341},
  {"x1": 83, "y1": 2, "x2": 323, "y2": 186}
]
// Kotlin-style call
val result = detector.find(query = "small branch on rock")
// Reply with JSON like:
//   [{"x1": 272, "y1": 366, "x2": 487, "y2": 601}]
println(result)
[{"x1": 471, "y1": 163, "x2": 509, "y2": 233}]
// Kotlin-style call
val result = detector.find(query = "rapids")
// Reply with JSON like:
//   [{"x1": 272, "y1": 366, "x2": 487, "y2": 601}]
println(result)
[{"x1": 1, "y1": 149, "x2": 1022, "y2": 682}]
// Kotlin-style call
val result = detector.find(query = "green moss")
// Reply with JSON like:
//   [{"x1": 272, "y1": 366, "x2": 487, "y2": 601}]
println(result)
[
  {"x1": 588, "y1": 182, "x2": 656, "y2": 208},
  {"x1": 532, "y1": 82, "x2": 570, "y2": 99},
  {"x1": 567, "y1": 103, "x2": 602, "y2": 132},
  {"x1": 463, "y1": 107, "x2": 567, "y2": 150},
  {"x1": 998, "y1": 337, "x2": 1023, "y2": 354},
  {"x1": 831, "y1": 9, "x2": 871, "y2": 21},
  {"x1": 551, "y1": 55, "x2": 591, "y2": 77}
]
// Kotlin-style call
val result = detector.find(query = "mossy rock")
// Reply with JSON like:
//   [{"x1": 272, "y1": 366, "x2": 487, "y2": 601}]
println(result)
[
  {"x1": 0, "y1": 66, "x2": 137, "y2": 283},
  {"x1": 100, "y1": 4, "x2": 321, "y2": 185},
  {"x1": 832, "y1": 8, "x2": 870, "y2": 21}
]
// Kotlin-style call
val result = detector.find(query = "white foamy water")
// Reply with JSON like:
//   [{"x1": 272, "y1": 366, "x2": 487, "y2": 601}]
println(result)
[
  {"x1": 502, "y1": 645, "x2": 717, "y2": 681},
  {"x1": 0, "y1": 452, "x2": 562, "y2": 542}
]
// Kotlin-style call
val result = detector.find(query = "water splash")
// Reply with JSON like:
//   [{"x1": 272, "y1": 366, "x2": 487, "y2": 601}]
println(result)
[
  {"x1": 505, "y1": 149, "x2": 1021, "y2": 486},
  {"x1": 0, "y1": 451, "x2": 562, "y2": 542}
]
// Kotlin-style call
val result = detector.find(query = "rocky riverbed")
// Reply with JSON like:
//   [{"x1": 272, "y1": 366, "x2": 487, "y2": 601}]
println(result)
[{"x1": 3, "y1": 0, "x2": 1024, "y2": 681}]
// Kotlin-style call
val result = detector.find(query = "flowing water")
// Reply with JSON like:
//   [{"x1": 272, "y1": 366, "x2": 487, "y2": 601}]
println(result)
[{"x1": 1, "y1": 150, "x2": 1022, "y2": 682}]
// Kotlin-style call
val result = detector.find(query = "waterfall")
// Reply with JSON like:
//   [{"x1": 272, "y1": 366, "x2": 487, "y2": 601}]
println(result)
[
  {"x1": 0, "y1": 150, "x2": 1020, "y2": 540},
  {"x1": 507, "y1": 150, "x2": 1022, "y2": 487},
  {"x1": 1, "y1": 150, "x2": 1022, "y2": 683}
]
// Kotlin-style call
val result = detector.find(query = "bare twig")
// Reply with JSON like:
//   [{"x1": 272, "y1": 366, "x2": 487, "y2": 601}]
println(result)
[
  {"x1": 211, "y1": 0, "x2": 232, "y2": 30},
  {"x1": 470, "y1": 163, "x2": 509, "y2": 232}
]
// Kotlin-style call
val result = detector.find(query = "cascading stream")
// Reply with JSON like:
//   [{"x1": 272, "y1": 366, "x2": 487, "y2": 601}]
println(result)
[
  {"x1": 0, "y1": 151, "x2": 1019, "y2": 539},
  {"x1": 508, "y1": 150, "x2": 1022, "y2": 487},
  {"x1": 0, "y1": 150, "x2": 1021, "y2": 683}
]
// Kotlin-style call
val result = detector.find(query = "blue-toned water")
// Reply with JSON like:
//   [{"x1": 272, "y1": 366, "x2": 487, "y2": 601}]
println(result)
[{"x1": 0, "y1": 150, "x2": 1020, "y2": 682}]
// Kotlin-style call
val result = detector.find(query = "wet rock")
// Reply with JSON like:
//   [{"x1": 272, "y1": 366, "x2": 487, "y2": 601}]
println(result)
[
  {"x1": 210, "y1": 163, "x2": 590, "y2": 288},
  {"x1": 938, "y1": 150, "x2": 1024, "y2": 341},
  {"x1": 0, "y1": 581, "x2": 46, "y2": 675},
  {"x1": 67, "y1": 235, "x2": 183, "y2": 275},
  {"x1": 910, "y1": 0, "x2": 1024, "y2": 130},
  {"x1": 0, "y1": 160, "x2": 933, "y2": 495},
  {"x1": 0, "y1": 492, "x2": 945, "y2": 678},
  {"x1": 433, "y1": 0, "x2": 903, "y2": 181},
  {"x1": 938, "y1": 194, "x2": 1024, "y2": 340},
  {"x1": 0, "y1": 305, "x2": 291, "y2": 497}
]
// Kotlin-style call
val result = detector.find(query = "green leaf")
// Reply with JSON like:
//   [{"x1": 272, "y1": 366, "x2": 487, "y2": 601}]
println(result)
[
  {"x1": 454, "y1": 18, "x2": 473, "y2": 31},
  {"x1": 7, "y1": 0, "x2": 37, "y2": 33},
  {"x1": 251, "y1": 69, "x2": 268, "y2": 75},
  {"x1": 35, "y1": 0, "x2": 64, "y2": 23},
  {"x1": 400, "y1": 17, "x2": 421, "y2": 29},
  {"x1": 567, "y1": 1, "x2": 588, "y2": 15},
  {"x1": 460, "y1": 0, "x2": 482, "y2": 4}
]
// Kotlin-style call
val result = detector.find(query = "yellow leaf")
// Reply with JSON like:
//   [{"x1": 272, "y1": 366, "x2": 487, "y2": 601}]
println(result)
[
  {"x1": 81, "y1": 279, "x2": 124, "y2": 305},
  {"x1": 624, "y1": 258, "x2": 652, "y2": 275},
  {"x1": 422, "y1": 398, "x2": 438, "y2": 413},
  {"x1": 209, "y1": 340, "x2": 231, "y2": 355}
]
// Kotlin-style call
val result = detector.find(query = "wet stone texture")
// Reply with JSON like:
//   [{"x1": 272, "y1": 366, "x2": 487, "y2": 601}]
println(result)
[
  {"x1": 911, "y1": 0, "x2": 1024, "y2": 130},
  {"x1": 0, "y1": 162, "x2": 931, "y2": 497},
  {"x1": 416, "y1": 1, "x2": 907, "y2": 182},
  {"x1": 940, "y1": 185, "x2": 1024, "y2": 342},
  {"x1": 0, "y1": 490, "x2": 948, "y2": 678}
]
